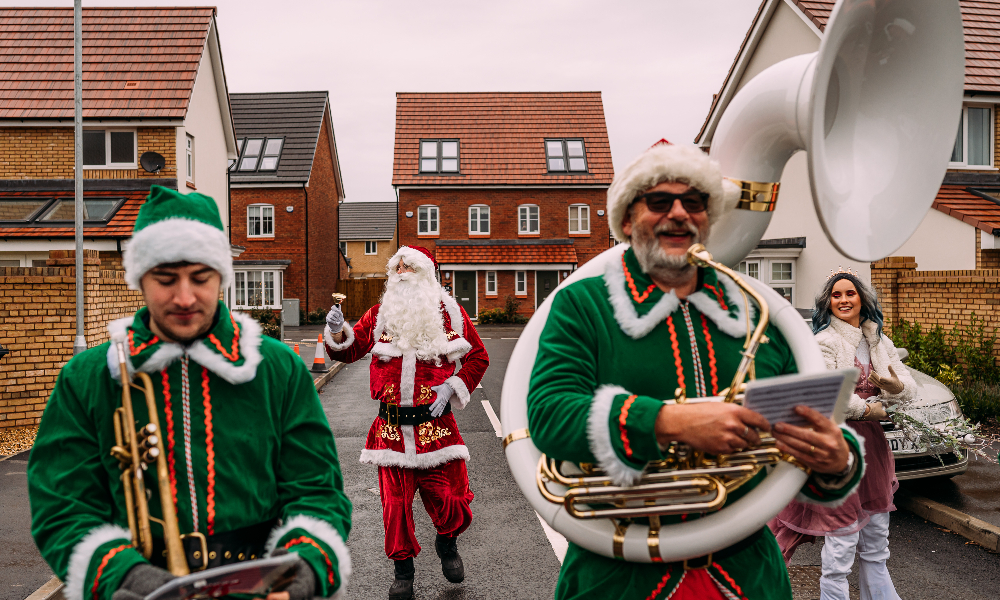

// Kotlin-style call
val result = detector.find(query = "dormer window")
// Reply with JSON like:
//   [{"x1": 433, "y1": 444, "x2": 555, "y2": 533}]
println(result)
[
  {"x1": 545, "y1": 139, "x2": 587, "y2": 173},
  {"x1": 419, "y1": 140, "x2": 460, "y2": 174},
  {"x1": 234, "y1": 137, "x2": 285, "y2": 172},
  {"x1": 0, "y1": 197, "x2": 125, "y2": 226},
  {"x1": 240, "y1": 139, "x2": 264, "y2": 171},
  {"x1": 950, "y1": 105, "x2": 993, "y2": 167}
]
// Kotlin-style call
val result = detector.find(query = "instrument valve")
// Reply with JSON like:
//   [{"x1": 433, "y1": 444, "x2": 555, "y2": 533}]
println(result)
[
  {"x1": 141, "y1": 447, "x2": 160, "y2": 464},
  {"x1": 139, "y1": 434, "x2": 159, "y2": 451}
]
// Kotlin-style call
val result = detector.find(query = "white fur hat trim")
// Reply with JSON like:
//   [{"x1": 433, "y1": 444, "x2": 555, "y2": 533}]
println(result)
[
  {"x1": 606, "y1": 143, "x2": 741, "y2": 243},
  {"x1": 386, "y1": 246, "x2": 436, "y2": 277},
  {"x1": 123, "y1": 217, "x2": 234, "y2": 290}
]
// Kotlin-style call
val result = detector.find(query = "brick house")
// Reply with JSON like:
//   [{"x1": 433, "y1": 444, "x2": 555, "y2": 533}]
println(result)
[
  {"x1": 0, "y1": 7, "x2": 238, "y2": 269},
  {"x1": 339, "y1": 201, "x2": 397, "y2": 278},
  {"x1": 228, "y1": 91, "x2": 346, "y2": 320},
  {"x1": 695, "y1": 0, "x2": 1000, "y2": 310},
  {"x1": 392, "y1": 92, "x2": 614, "y2": 318}
]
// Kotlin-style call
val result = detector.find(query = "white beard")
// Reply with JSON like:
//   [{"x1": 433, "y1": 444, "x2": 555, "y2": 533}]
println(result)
[{"x1": 380, "y1": 271, "x2": 450, "y2": 363}]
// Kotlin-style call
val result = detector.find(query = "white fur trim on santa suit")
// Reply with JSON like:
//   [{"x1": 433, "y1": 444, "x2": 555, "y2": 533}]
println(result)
[
  {"x1": 445, "y1": 375, "x2": 471, "y2": 410},
  {"x1": 265, "y1": 514, "x2": 352, "y2": 600},
  {"x1": 123, "y1": 217, "x2": 234, "y2": 290},
  {"x1": 686, "y1": 271, "x2": 754, "y2": 339},
  {"x1": 64, "y1": 523, "x2": 132, "y2": 600},
  {"x1": 360, "y1": 442, "x2": 471, "y2": 469},
  {"x1": 324, "y1": 322, "x2": 355, "y2": 351},
  {"x1": 440, "y1": 291, "x2": 465, "y2": 337},
  {"x1": 794, "y1": 423, "x2": 867, "y2": 508},
  {"x1": 606, "y1": 143, "x2": 741, "y2": 243},
  {"x1": 588, "y1": 384, "x2": 644, "y2": 487},
  {"x1": 603, "y1": 253, "x2": 679, "y2": 339},
  {"x1": 387, "y1": 246, "x2": 436, "y2": 276}
]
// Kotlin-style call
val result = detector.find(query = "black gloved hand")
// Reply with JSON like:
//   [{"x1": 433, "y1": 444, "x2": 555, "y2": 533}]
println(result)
[
  {"x1": 268, "y1": 547, "x2": 317, "y2": 600},
  {"x1": 112, "y1": 563, "x2": 176, "y2": 600}
]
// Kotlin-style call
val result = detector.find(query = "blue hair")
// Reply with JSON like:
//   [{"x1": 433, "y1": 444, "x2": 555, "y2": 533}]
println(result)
[{"x1": 811, "y1": 273, "x2": 884, "y2": 337}]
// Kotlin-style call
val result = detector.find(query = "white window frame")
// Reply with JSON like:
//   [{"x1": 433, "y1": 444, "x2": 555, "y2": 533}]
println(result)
[
  {"x1": 186, "y1": 134, "x2": 195, "y2": 183},
  {"x1": 515, "y1": 270, "x2": 527, "y2": 295},
  {"x1": 247, "y1": 204, "x2": 275, "y2": 238},
  {"x1": 469, "y1": 204, "x2": 490, "y2": 235},
  {"x1": 568, "y1": 204, "x2": 590, "y2": 234},
  {"x1": 485, "y1": 271, "x2": 497, "y2": 296},
  {"x1": 82, "y1": 128, "x2": 137, "y2": 169},
  {"x1": 365, "y1": 241, "x2": 378, "y2": 255},
  {"x1": 232, "y1": 270, "x2": 282, "y2": 309},
  {"x1": 418, "y1": 205, "x2": 439, "y2": 235},
  {"x1": 950, "y1": 103, "x2": 995, "y2": 169},
  {"x1": 519, "y1": 204, "x2": 540, "y2": 234},
  {"x1": 737, "y1": 259, "x2": 760, "y2": 280},
  {"x1": 767, "y1": 260, "x2": 795, "y2": 304}
]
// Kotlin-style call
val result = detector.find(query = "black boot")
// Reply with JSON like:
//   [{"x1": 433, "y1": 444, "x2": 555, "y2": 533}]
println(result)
[
  {"x1": 435, "y1": 533, "x2": 465, "y2": 583},
  {"x1": 388, "y1": 557, "x2": 414, "y2": 600}
]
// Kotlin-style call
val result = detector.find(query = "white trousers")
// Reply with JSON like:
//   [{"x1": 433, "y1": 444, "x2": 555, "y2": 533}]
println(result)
[{"x1": 819, "y1": 511, "x2": 901, "y2": 600}]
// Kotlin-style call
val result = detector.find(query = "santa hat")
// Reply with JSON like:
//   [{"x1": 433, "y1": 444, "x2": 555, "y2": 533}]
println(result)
[
  {"x1": 606, "y1": 139, "x2": 740, "y2": 243},
  {"x1": 123, "y1": 185, "x2": 233, "y2": 290},
  {"x1": 387, "y1": 245, "x2": 438, "y2": 277}
]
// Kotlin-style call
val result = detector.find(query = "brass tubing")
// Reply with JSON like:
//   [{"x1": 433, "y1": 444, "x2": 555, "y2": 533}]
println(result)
[{"x1": 116, "y1": 343, "x2": 153, "y2": 559}]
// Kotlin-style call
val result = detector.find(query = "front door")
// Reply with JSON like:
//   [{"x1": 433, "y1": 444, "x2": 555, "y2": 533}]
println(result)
[
  {"x1": 536, "y1": 271, "x2": 558, "y2": 308},
  {"x1": 454, "y1": 271, "x2": 477, "y2": 317}
]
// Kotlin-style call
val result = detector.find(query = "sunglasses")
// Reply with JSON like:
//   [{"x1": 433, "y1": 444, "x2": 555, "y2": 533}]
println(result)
[{"x1": 634, "y1": 191, "x2": 710, "y2": 214}]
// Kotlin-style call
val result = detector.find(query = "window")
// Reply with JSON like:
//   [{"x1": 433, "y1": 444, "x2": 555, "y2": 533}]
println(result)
[
  {"x1": 365, "y1": 241, "x2": 378, "y2": 255},
  {"x1": 234, "y1": 270, "x2": 278, "y2": 308},
  {"x1": 240, "y1": 138, "x2": 264, "y2": 171},
  {"x1": 418, "y1": 205, "x2": 439, "y2": 235},
  {"x1": 768, "y1": 261, "x2": 794, "y2": 303},
  {"x1": 771, "y1": 262, "x2": 792, "y2": 281},
  {"x1": 419, "y1": 139, "x2": 460, "y2": 174},
  {"x1": 486, "y1": 271, "x2": 497, "y2": 295},
  {"x1": 519, "y1": 205, "x2": 539, "y2": 234},
  {"x1": 186, "y1": 134, "x2": 195, "y2": 182},
  {"x1": 545, "y1": 139, "x2": 588, "y2": 172},
  {"x1": 259, "y1": 138, "x2": 283, "y2": 171},
  {"x1": 515, "y1": 271, "x2": 527, "y2": 295},
  {"x1": 83, "y1": 129, "x2": 136, "y2": 168},
  {"x1": 569, "y1": 204, "x2": 590, "y2": 234},
  {"x1": 247, "y1": 204, "x2": 274, "y2": 238},
  {"x1": 951, "y1": 105, "x2": 993, "y2": 167},
  {"x1": 737, "y1": 260, "x2": 760, "y2": 280},
  {"x1": 229, "y1": 139, "x2": 244, "y2": 171},
  {"x1": 0, "y1": 197, "x2": 125, "y2": 225},
  {"x1": 469, "y1": 205, "x2": 490, "y2": 235},
  {"x1": 340, "y1": 241, "x2": 347, "y2": 256}
]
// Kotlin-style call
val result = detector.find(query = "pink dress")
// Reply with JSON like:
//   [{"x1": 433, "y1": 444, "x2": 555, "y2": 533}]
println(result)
[{"x1": 767, "y1": 342, "x2": 898, "y2": 562}]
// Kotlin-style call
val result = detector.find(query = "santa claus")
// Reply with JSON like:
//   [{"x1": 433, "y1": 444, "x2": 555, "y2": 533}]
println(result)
[{"x1": 324, "y1": 245, "x2": 488, "y2": 600}]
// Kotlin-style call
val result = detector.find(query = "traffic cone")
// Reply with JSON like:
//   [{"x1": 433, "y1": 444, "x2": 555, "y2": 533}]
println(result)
[
  {"x1": 293, "y1": 343, "x2": 301, "y2": 358},
  {"x1": 312, "y1": 334, "x2": 328, "y2": 373}
]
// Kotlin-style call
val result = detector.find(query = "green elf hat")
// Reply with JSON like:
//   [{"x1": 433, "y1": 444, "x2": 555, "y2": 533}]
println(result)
[{"x1": 123, "y1": 185, "x2": 233, "y2": 290}]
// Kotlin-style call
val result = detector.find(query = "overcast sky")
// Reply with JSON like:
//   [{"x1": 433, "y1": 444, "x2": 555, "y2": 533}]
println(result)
[{"x1": 17, "y1": 0, "x2": 762, "y2": 202}]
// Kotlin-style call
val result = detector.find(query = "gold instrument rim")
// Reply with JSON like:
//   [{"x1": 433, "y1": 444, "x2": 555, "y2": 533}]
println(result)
[{"x1": 502, "y1": 428, "x2": 530, "y2": 450}]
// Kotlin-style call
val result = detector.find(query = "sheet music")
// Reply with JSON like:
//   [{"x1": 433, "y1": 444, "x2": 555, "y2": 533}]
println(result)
[{"x1": 742, "y1": 368, "x2": 857, "y2": 427}]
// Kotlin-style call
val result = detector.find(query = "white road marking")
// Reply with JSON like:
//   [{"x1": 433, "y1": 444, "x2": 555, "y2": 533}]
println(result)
[
  {"x1": 536, "y1": 512, "x2": 568, "y2": 564},
  {"x1": 476, "y1": 383, "x2": 483, "y2": 389},
  {"x1": 480, "y1": 337, "x2": 492, "y2": 339},
  {"x1": 501, "y1": 337, "x2": 518, "y2": 340},
  {"x1": 481, "y1": 400, "x2": 503, "y2": 437},
  {"x1": 367, "y1": 487, "x2": 379, "y2": 496}
]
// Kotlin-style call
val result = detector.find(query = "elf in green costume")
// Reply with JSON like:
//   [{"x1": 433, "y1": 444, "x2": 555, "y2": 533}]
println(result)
[
  {"x1": 28, "y1": 186, "x2": 352, "y2": 600},
  {"x1": 528, "y1": 140, "x2": 866, "y2": 600}
]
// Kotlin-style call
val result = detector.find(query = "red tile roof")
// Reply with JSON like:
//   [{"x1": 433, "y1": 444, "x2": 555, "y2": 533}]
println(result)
[
  {"x1": 392, "y1": 92, "x2": 613, "y2": 187},
  {"x1": 0, "y1": 7, "x2": 215, "y2": 119},
  {"x1": 933, "y1": 185, "x2": 1000, "y2": 234},
  {"x1": 0, "y1": 188, "x2": 145, "y2": 237},
  {"x1": 435, "y1": 243, "x2": 578, "y2": 264}
]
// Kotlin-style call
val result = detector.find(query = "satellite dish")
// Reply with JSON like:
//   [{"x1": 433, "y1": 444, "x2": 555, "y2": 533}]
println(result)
[{"x1": 140, "y1": 151, "x2": 166, "y2": 174}]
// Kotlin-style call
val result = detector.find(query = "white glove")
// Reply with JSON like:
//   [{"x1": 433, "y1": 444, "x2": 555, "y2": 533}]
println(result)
[
  {"x1": 325, "y1": 304, "x2": 344, "y2": 330},
  {"x1": 429, "y1": 383, "x2": 454, "y2": 418}
]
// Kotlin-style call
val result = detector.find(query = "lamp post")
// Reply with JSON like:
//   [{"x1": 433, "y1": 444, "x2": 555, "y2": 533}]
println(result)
[{"x1": 73, "y1": 0, "x2": 86, "y2": 355}]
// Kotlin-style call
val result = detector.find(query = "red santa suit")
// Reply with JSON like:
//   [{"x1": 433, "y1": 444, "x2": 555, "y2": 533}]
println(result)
[{"x1": 324, "y1": 247, "x2": 489, "y2": 560}]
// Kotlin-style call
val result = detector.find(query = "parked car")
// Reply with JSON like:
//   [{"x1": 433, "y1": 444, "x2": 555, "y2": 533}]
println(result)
[{"x1": 884, "y1": 349, "x2": 968, "y2": 480}]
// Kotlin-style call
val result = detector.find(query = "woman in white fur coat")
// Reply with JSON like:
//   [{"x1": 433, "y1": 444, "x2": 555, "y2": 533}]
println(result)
[{"x1": 768, "y1": 271, "x2": 915, "y2": 600}]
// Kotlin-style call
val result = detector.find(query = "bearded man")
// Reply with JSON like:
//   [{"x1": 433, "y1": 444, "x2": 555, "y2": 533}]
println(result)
[
  {"x1": 527, "y1": 141, "x2": 866, "y2": 599},
  {"x1": 325, "y1": 246, "x2": 488, "y2": 600}
]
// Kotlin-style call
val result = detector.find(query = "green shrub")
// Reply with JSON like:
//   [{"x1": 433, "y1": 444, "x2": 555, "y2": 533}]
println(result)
[
  {"x1": 890, "y1": 319, "x2": 956, "y2": 378},
  {"x1": 950, "y1": 380, "x2": 1000, "y2": 424},
  {"x1": 247, "y1": 307, "x2": 281, "y2": 340},
  {"x1": 951, "y1": 314, "x2": 1000, "y2": 384},
  {"x1": 477, "y1": 307, "x2": 507, "y2": 324},
  {"x1": 477, "y1": 295, "x2": 528, "y2": 325},
  {"x1": 306, "y1": 307, "x2": 328, "y2": 325},
  {"x1": 892, "y1": 314, "x2": 1000, "y2": 387}
]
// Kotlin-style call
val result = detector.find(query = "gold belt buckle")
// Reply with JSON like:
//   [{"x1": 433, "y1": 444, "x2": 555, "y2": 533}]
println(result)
[
  {"x1": 181, "y1": 532, "x2": 209, "y2": 571},
  {"x1": 386, "y1": 403, "x2": 399, "y2": 427},
  {"x1": 683, "y1": 552, "x2": 712, "y2": 571}
]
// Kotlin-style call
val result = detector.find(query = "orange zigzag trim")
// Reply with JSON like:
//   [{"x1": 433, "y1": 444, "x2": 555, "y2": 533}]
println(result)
[
  {"x1": 202, "y1": 367, "x2": 216, "y2": 536},
  {"x1": 623, "y1": 254, "x2": 657, "y2": 303},
  {"x1": 284, "y1": 536, "x2": 336, "y2": 586},
  {"x1": 702, "y1": 283, "x2": 729, "y2": 310},
  {"x1": 161, "y1": 369, "x2": 178, "y2": 507},
  {"x1": 712, "y1": 562, "x2": 747, "y2": 600},
  {"x1": 666, "y1": 317, "x2": 685, "y2": 391},
  {"x1": 645, "y1": 567, "x2": 673, "y2": 600},
  {"x1": 91, "y1": 544, "x2": 129, "y2": 600},
  {"x1": 701, "y1": 315, "x2": 719, "y2": 396},
  {"x1": 618, "y1": 395, "x2": 638, "y2": 458},
  {"x1": 128, "y1": 330, "x2": 160, "y2": 356},
  {"x1": 207, "y1": 316, "x2": 241, "y2": 361}
]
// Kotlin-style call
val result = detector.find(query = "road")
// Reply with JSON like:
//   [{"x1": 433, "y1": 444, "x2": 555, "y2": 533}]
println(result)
[{"x1": 3, "y1": 323, "x2": 1000, "y2": 599}]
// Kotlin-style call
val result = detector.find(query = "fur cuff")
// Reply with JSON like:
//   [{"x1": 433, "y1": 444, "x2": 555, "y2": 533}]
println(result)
[
  {"x1": 445, "y1": 337, "x2": 473, "y2": 362},
  {"x1": 445, "y1": 376, "x2": 471, "y2": 410},
  {"x1": 64, "y1": 524, "x2": 132, "y2": 600},
  {"x1": 323, "y1": 323, "x2": 354, "y2": 352},
  {"x1": 587, "y1": 384, "x2": 644, "y2": 487},
  {"x1": 794, "y1": 422, "x2": 868, "y2": 507},
  {"x1": 359, "y1": 444, "x2": 470, "y2": 469},
  {"x1": 265, "y1": 514, "x2": 352, "y2": 599}
]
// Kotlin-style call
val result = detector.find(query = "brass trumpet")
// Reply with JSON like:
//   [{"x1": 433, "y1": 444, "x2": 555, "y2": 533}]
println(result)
[
  {"x1": 535, "y1": 244, "x2": 794, "y2": 519},
  {"x1": 110, "y1": 342, "x2": 204, "y2": 575}
]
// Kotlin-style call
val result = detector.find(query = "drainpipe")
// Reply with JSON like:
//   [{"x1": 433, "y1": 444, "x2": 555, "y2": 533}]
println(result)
[{"x1": 303, "y1": 182, "x2": 309, "y2": 314}]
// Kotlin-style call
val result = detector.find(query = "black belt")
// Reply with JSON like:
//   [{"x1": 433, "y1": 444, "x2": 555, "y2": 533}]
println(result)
[
  {"x1": 151, "y1": 519, "x2": 276, "y2": 571},
  {"x1": 681, "y1": 527, "x2": 765, "y2": 570},
  {"x1": 379, "y1": 401, "x2": 451, "y2": 427}
]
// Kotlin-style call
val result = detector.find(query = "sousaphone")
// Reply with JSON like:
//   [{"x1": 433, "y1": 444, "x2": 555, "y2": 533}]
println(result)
[{"x1": 501, "y1": 0, "x2": 964, "y2": 562}]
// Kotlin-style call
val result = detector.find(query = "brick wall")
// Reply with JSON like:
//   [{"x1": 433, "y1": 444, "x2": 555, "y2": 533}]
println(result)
[
  {"x1": 344, "y1": 231, "x2": 396, "y2": 276},
  {"x1": 975, "y1": 228, "x2": 1000, "y2": 269},
  {"x1": 0, "y1": 249, "x2": 144, "y2": 430},
  {"x1": 0, "y1": 127, "x2": 177, "y2": 179},
  {"x1": 306, "y1": 116, "x2": 342, "y2": 312},
  {"x1": 231, "y1": 186, "x2": 307, "y2": 306},
  {"x1": 871, "y1": 256, "x2": 1000, "y2": 362}
]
